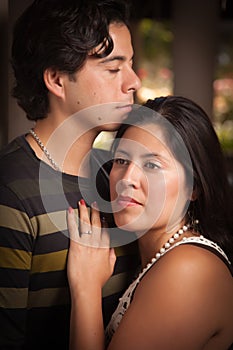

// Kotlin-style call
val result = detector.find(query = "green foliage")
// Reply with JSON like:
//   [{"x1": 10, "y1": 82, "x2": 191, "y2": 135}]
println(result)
[{"x1": 139, "y1": 19, "x2": 173, "y2": 61}]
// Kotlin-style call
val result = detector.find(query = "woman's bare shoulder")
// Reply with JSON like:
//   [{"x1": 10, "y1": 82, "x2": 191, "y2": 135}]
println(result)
[
  {"x1": 112, "y1": 243, "x2": 233, "y2": 349},
  {"x1": 142, "y1": 243, "x2": 232, "y2": 292},
  {"x1": 133, "y1": 242, "x2": 233, "y2": 326}
]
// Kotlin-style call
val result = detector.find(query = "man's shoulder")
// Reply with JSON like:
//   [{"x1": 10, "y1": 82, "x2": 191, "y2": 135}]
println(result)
[
  {"x1": 0, "y1": 135, "x2": 35, "y2": 181},
  {"x1": 0, "y1": 136, "x2": 26, "y2": 160}
]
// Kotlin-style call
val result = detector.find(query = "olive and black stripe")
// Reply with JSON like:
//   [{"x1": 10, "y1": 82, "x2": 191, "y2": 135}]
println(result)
[{"x1": 0, "y1": 137, "x2": 140, "y2": 350}]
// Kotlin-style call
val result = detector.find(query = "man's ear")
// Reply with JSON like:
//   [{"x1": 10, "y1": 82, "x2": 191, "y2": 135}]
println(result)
[{"x1": 43, "y1": 68, "x2": 65, "y2": 98}]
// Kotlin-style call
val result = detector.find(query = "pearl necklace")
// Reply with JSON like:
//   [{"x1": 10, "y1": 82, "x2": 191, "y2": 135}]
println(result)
[
  {"x1": 29, "y1": 129, "x2": 60, "y2": 171},
  {"x1": 143, "y1": 222, "x2": 194, "y2": 271}
]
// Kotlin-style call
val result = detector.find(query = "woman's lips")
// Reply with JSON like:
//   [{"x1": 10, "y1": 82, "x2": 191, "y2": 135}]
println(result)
[{"x1": 116, "y1": 195, "x2": 142, "y2": 208}]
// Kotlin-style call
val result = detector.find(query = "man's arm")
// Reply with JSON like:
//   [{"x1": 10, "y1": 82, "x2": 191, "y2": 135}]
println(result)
[{"x1": 0, "y1": 185, "x2": 33, "y2": 348}]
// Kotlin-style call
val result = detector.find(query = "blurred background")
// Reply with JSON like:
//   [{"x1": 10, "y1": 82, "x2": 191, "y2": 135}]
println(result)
[{"x1": 1, "y1": 0, "x2": 233, "y2": 170}]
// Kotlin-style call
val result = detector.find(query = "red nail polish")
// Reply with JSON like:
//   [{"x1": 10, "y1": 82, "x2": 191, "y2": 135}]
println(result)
[{"x1": 79, "y1": 199, "x2": 85, "y2": 206}]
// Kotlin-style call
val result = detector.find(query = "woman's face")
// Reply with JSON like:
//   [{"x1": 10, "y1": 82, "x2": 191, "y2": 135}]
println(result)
[{"x1": 109, "y1": 124, "x2": 191, "y2": 235}]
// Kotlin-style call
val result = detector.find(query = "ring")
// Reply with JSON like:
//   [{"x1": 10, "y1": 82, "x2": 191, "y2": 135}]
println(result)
[{"x1": 82, "y1": 230, "x2": 92, "y2": 235}]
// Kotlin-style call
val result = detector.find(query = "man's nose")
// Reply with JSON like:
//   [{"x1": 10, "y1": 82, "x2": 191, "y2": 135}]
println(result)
[{"x1": 123, "y1": 68, "x2": 141, "y2": 94}]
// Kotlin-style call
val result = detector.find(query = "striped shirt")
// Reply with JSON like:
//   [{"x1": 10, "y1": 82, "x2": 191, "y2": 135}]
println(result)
[{"x1": 0, "y1": 136, "x2": 140, "y2": 349}]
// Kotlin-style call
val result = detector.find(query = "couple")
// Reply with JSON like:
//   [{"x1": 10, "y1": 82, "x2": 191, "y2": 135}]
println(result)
[
  {"x1": 67, "y1": 96, "x2": 233, "y2": 349},
  {"x1": 1, "y1": 0, "x2": 232, "y2": 349}
]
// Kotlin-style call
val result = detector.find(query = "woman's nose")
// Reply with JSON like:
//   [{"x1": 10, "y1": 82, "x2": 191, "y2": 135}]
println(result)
[{"x1": 120, "y1": 162, "x2": 142, "y2": 190}]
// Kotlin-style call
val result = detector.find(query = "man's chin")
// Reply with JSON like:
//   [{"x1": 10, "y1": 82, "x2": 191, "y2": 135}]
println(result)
[{"x1": 101, "y1": 123, "x2": 122, "y2": 132}]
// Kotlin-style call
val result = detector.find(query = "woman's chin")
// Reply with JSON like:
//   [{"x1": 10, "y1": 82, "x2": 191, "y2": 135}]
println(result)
[{"x1": 114, "y1": 218, "x2": 148, "y2": 237}]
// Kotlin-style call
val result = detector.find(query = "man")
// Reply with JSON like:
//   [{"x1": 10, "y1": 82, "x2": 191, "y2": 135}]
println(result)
[{"x1": 0, "y1": 1, "x2": 141, "y2": 348}]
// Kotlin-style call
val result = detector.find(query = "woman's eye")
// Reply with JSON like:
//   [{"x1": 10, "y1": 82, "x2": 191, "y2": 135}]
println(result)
[
  {"x1": 113, "y1": 158, "x2": 129, "y2": 165},
  {"x1": 144, "y1": 162, "x2": 160, "y2": 170}
]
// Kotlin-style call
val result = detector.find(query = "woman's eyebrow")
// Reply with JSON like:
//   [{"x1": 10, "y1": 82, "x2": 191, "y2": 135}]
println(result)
[
  {"x1": 114, "y1": 149, "x2": 129, "y2": 156},
  {"x1": 141, "y1": 153, "x2": 159, "y2": 158},
  {"x1": 141, "y1": 152, "x2": 171, "y2": 163},
  {"x1": 115, "y1": 150, "x2": 161, "y2": 160}
]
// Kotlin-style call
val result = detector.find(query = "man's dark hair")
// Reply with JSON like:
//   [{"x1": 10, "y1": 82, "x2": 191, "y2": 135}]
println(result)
[{"x1": 11, "y1": 0, "x2": 130, "y2": 120}]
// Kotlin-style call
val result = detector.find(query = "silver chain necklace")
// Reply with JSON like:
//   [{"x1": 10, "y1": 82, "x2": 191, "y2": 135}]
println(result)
[{"x1": 29, "y1": 128, "x2": 60, "y2": 171}]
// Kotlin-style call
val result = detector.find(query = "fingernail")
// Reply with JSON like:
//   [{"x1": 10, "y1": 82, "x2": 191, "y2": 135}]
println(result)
[
  {"x1": 92, "y1": 201, "x2": 98, "y2": 209},
  {"x1": 79, "y1": 199, "x2": 85, "y2": 206},
  {"x1": 68, "y1": 206, "x2": 73, "y2": 214}
]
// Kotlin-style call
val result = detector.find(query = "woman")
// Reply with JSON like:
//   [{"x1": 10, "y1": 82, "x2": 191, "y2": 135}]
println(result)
[{"x1": 67, "y1": 96, "x2": 233, "y2": 350}]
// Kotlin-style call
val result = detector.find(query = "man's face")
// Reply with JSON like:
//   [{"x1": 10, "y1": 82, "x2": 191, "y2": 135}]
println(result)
[{"x1": 62, "y1": 23, "x2": 141, "y2": 130}]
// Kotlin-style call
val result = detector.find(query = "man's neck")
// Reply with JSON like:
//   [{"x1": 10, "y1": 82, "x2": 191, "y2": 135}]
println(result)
[{"x1": 26, "y1": 118, "x2": 100, "y2": 177}]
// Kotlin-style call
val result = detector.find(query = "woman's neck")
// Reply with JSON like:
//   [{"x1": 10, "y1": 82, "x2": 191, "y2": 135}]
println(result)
[{"x1": 138, "y1": 221, "x2": 192, "y2": 268}]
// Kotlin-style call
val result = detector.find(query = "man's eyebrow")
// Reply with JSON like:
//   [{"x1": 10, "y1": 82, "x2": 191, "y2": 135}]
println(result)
[
  {"x1": 100, "y1": 55, "x2": 126, "y2": 64},
  {"x1": 100, "y1": 55, "x2": 134, "y2": 64}
]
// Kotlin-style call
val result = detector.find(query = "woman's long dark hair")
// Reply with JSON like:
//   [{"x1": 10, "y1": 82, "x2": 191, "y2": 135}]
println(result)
[{"x1": 112, "y1": 96, "x2": 233, "y2": 261}]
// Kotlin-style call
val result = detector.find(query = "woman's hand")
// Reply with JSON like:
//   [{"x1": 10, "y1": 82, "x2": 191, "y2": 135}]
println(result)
[
  {"x1": 67, "y1": 200, "x2": 116, "y2": 350},
  {"x1": 67, "y1": 200, "x2": 116, "y2": 297}
]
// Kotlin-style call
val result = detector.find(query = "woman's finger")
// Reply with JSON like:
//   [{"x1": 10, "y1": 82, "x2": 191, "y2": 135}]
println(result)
[
  {"x1": 78, "y1": 199, "x2": 93, "y2": 246},
  {"x1": 100, "y1": 216, "x2": 111, "y2": 248},
  {"x1": 67, "y1": 207, "x2": 80, "y2": 242},
  {"x1": 79, "y1": 199, "x2": 91, "y2": 232},
  {"x1": 90, "y1": 201, "x2": 101, "y2": 242},
  {"x1": 79, "y1": 199, "x2": 104, "y2": 247}
]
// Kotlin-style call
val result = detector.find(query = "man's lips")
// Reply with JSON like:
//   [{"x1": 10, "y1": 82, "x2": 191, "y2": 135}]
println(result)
[
  {"x1": 116, "y1": 104, "x2": 133, "y2": 113},
  {"x1": 116, "y1": 195, "x2": 142, "y2": 208}
]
